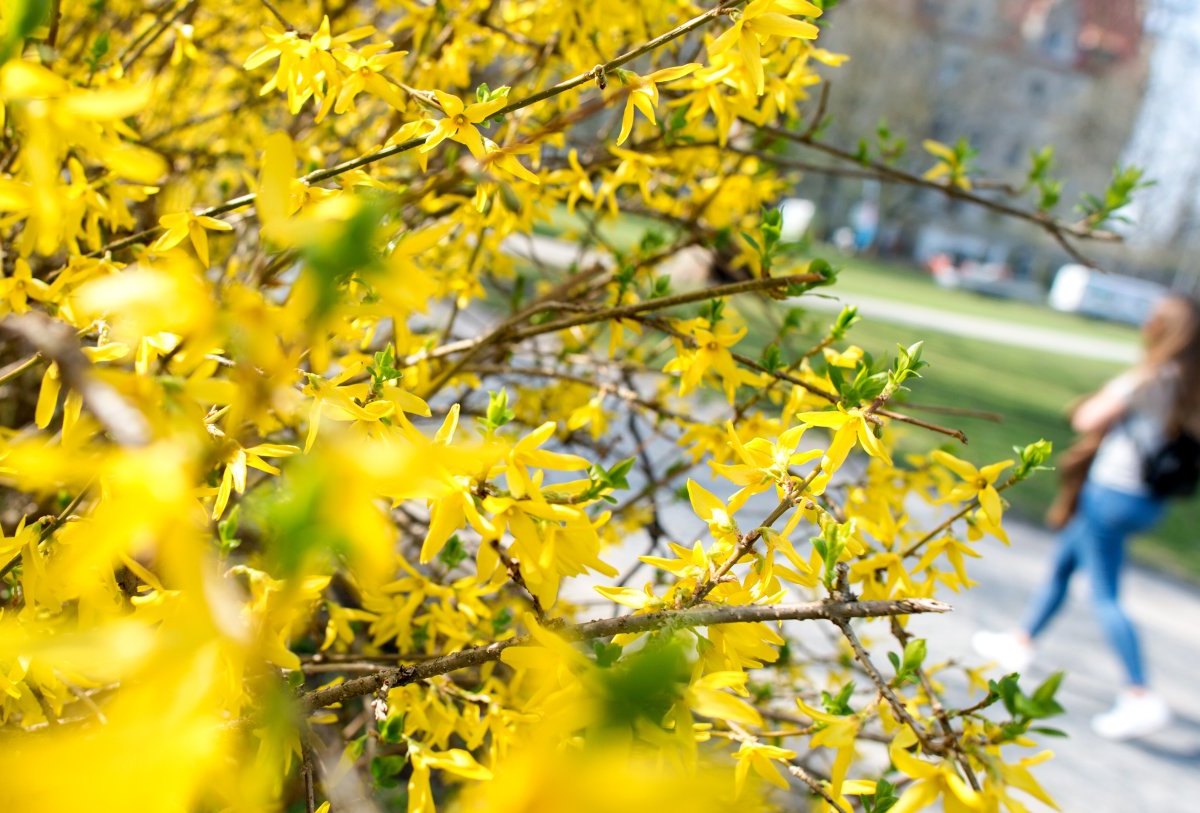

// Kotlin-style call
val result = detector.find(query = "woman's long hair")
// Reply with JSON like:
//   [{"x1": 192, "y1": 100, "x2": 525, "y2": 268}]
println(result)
[{"x1": 1142, "y1": 294, "x2": 1200, "y2": 434}]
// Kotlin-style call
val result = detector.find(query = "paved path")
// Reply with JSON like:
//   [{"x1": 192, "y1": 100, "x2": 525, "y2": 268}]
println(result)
[{"x1": 803, "y1": 292, "x2": 1140, "y2": 364}]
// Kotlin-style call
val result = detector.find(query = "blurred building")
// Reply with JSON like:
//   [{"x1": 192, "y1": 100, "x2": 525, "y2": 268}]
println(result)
[
  {"x1": 796, "y1": 0, "x2": 1150, "y2": 282},
  {"x1": 1120, "y1": 0, "x2": 1200, "y2": 291}
]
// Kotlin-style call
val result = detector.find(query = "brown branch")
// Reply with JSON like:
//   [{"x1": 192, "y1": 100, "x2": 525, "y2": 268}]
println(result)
[
  {"x1": 259, "y1": 0, "x2": 294, "y2": 29},
  {"x1": 755, "y1": 123, "x2": 1118, "y2": 267},
  {"x1": 301, "y1": 736, "x2": 318, "y2": 813},
  {"x1": 300, "y1": 597, "x2": 951, "y2": 711},
  {"x1": 831, "y1": 611, "x2": 939, "y2": 754},
  {"x1": 490, "y1": 539, "x2": 546, "y2": 621},
  {"x1": 402, "y1": 271, "x2": 822, "y2": 369},
  {"x1": 890, "y1": 618, "x2": 981, "y2": 792},
  {"x1": 0, "y1": 352, "x2": 41, "y2": 387},
  {"x1": 0, "y1": 314, "x2": 150, "y2": 446}
]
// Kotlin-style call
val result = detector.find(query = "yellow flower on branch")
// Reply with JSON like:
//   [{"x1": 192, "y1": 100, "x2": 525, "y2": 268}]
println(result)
[
  {"x1": 0, "y1": 258, "x2": 52, "y2": 315},
  {"x1": 922, "y1": 138, "x2": 976, "y2": 191},
  {"x1": 888, "y1": 728, "x2": 985, "y2": 813},
  {"x1": 332, "y1": 43, "x2": 408, "y2": 114},
  {"x1": 613, "y1": 63, "x2": 699, "y2": 146},
  {"x1": 420, "y1": 90, "x2": 508, "y2": 159},
  {"x1": 931, "y1": 450, "x2": 1012, "y2": 526},
  {"x1": 152, "y1": 211, "x2": 233, "y2": 267},
  {"x1": 708, "y1": 0, "x2": 822, "y2": 95},
  {"x1": 795, "y1": 405, "x2": 891, "y2": 475},
  {"x1": 663, "y1": 319, "x2": 761, "y2": 403},
  {"x1": 732, "y1": 740, "x2": 796, "y2": 798}
]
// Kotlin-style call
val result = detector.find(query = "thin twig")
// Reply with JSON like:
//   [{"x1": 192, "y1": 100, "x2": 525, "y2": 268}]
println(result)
[
  {"x1": 890, "y1": 618, "x2": 982, "y2": 792},
  {"x1": 403, "y1": 270, "x2": 822, "y2": 370},
  {"x1": 828, "y1": 567, "x2": 939, "y2": 755},
  {"x1": 301, "y1": 735, "x2": 318, "y2": 813},
  {"x1": 300, "y1": 597, "x2": 951, "y2": 711},
  {"x1": 0, "y1": 314, "x2": 150, "y2": 446},
  {"x1": 755, "y1": 123, "x2": 1118, "y2": 267},
  {"x1": 0, "y1": 352, "x2": 40, "y2": 387},
  {"x1": 259, "y1": 0, "x2": 294, "y2": 29}
]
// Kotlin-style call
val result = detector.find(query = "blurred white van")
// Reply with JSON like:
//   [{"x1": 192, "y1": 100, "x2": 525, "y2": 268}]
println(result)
[{"x1": 1048, "y1": 264, "x2": 1167, "y2": 325}]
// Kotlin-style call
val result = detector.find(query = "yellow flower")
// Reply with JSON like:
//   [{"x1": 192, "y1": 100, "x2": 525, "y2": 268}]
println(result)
[
  {"x1": 420, "y1": 90, "x2": 509, "y2": 159},
  {"x1": 547, "y1": 148, "x2": 595, "y2": 212},
  {"x1": 711, "y1": 420, "x2": 822, "y2": 491},
  {"x1": 931, "y1": 450, "x2": 1012, "y2": 526},
  {"x1": 243, "y1": 16, "x2": 376, "y2": 118},
  {"x1": 152, "y1": 211, "x2": 233, "y2": 267},
  {"x1": 663, "y1": 319, "x2": 760, "y2": 402},
  {"x1": 0, "y1": 258, "x2": 52, "y2": 315},
  {"x1": 613, "y1": 64, "x2": 699, "y2": 146},
  {"x1": 709, "y1": 0, "x2": 822, "y2": 95},
  {"x1": 795, "y1": 405, "x2": 891, "y2": 474},
  {"x1": 332, "y1": 43, "x2": 408, "y2": 114},
  {"x1": 687, "y1": 671, "x2": 763, "y2": 730},
  {"x1": 888, "y1": 729, "x2": 985, "y2": 813},
  {"x1": 732, "y1": 740, "x2": 796, "y2": 797},
  {"x1": 478, "y1": 136, "x2": 541, "y2": 184},
  {"x1": 210, "y1": 441, "x2": 300, "y2": 520},
  {"x1": 685, "y1": 479, "x2": 741, "y2": 548}
]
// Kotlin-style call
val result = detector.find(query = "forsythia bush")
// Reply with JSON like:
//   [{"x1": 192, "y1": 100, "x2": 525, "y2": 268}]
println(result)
[{"x1": 0, "y1": 1, "x2": 1078, "y2": 811}]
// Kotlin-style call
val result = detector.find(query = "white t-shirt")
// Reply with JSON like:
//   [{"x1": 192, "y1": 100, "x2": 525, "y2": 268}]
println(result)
[{"x1": 1089, "y1": 366, "x2": 1178, "y2": 495}]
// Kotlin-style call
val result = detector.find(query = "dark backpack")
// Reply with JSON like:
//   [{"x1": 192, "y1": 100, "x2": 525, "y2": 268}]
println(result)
[{"x1": 1142, "y1": 430, "x2": 1200, "y2": 499}]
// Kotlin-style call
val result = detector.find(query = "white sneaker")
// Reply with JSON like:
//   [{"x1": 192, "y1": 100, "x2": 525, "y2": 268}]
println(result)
[
  {"x1": 1092, "y1": 690, "x2": 1171, "y2": 740},
  {"x1": 971, "y1": 630, "x2": 1034, "y2": 673}
]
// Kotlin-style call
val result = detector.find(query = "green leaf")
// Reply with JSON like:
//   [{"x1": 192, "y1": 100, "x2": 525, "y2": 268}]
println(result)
[
  {"x1": 1014, "y1": 438, "x2": 1054, "y2": 481},
  {"x1": 379, "y1": 714, "x2": 406, "y2": 743},
  {"x1": 863, "y1": 778, "x2": 899, "y2": 813},
  {"x1": 592, "y1": 641, "x2": 623, "y2": 667},
  {"x1": 831, "y1": 305, "x2": 859, "y2": 338},
  {"x1": 217, "y1": 504, "x2": 241, "y2": 555},
  {"x1": 477, "y1": 388, "x2": 515, "y2": 434},
  {"x1": 598, "y1": 637, "x2": 690, "y2": 728},
  {"x1": 437, "y1": 534, "x2": 469, "y2": 569},
  {"x1": 370, "y1": 754, "x2": 409, "y2": 788},
  {"x1": 491, "y1": 607, "x2": 513, "y2": 635},
  {"x1": 901, "y1": 638, "x2": 927, "y2": 674},
  {"x1": 760, "y1": 342, "x2": 783, "y2": 373}
]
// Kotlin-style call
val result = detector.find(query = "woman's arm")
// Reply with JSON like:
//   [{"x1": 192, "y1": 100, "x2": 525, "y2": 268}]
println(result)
[{"x1": 1070, "y1": 371, "x2": 1138, "y2": 434}]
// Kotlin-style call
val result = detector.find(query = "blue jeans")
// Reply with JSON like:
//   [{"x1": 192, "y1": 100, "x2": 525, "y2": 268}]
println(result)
[{"x1": 1023, "y1": 480, "x2": 1164, "y2": 687}]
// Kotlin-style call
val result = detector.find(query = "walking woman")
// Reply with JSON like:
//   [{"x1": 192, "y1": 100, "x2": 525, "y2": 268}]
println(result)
[{"x1": 974, "y1": 294, "x2": 1200, "y2": 740}]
